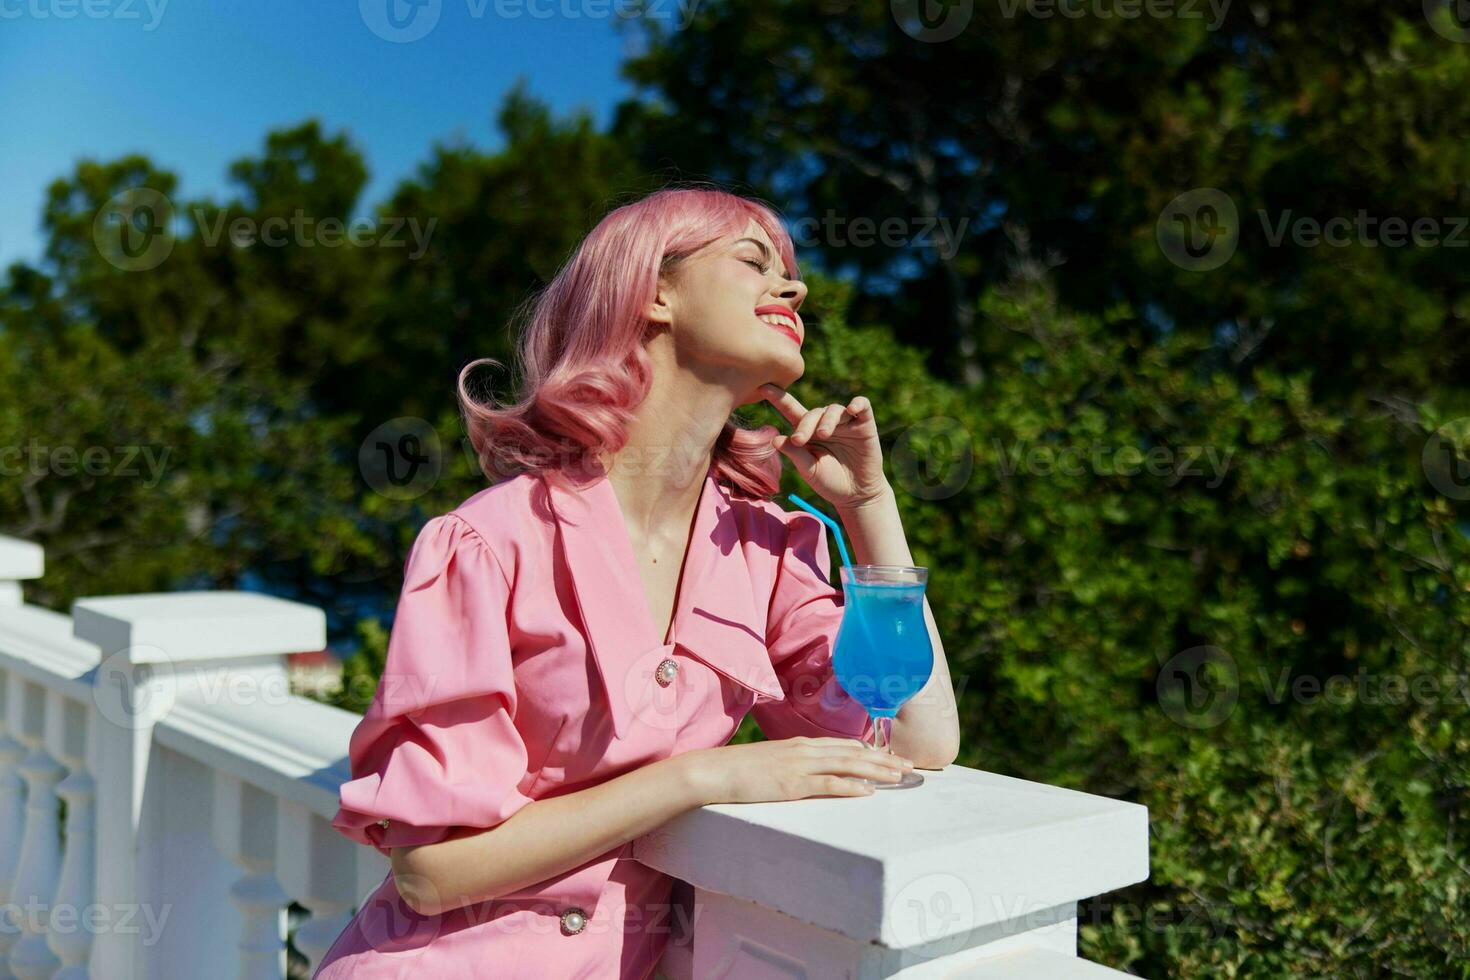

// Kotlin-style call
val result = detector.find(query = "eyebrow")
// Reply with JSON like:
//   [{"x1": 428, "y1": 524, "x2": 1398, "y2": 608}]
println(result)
[{"x1": 733, "y1": 237, "x2": 790, "y2": 279}]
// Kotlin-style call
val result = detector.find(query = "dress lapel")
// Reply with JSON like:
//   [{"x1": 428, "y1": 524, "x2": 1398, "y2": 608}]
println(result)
[{"x1": 541, "y1": 460, "x2": 786, "y2": 740}]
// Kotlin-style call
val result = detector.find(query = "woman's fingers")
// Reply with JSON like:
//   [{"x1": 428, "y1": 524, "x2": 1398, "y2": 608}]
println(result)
[
  {"x1": 808, "y1": 750, "x2": 910, "y2": 780},
  {"x1": 789, "y1": 407, "x2": 826, "y2": 447},
  {"x1": 772, "y1": 432, "x2": 816, "y2": 470},
  {"x1": 814, "y1": 775, "x2": 875, "y2": 797},
  {"x1": 760, "y1": 384, "x2": 808, "y2": 425},
  {"x1": 813, "y1": 403, "x2": 847, "y2": 441}
]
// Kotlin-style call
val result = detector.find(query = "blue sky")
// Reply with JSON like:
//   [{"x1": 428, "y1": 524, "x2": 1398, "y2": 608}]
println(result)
[{"x1": 0, "y1": 0, "x2": 670, "y2": 269}]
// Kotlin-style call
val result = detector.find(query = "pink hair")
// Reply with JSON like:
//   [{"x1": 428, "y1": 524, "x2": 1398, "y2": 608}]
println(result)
[{"x1": 457, "y1": 184, "x2": 801, "y2": 499}]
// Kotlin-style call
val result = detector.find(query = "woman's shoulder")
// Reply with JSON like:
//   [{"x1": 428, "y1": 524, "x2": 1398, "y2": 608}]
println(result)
[{"x1": 437, "y1": 470, "x2": 550, "y2": 559}]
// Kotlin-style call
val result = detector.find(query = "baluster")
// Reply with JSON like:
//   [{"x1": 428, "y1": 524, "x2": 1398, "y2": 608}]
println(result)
[
  {"x1": 48, "y1": 696, "x2": 95, "y2": 980},
  {"x1": 0, "y1": 671, "x2": 27, "y2": 980},
  {"x1": 274, "y1": 802, "x2": 357, "y2": 973},
  {"x1": 6, "y1": 682, "x2": 63, "y2": 980},
  {"x1": 213, "y1": 772, "x2": 287, "y2": 980}
]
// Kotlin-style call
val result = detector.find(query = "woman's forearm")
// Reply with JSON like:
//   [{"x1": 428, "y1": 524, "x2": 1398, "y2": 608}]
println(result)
[
  {"x1": 393, "y1": 751, "x2": 708, "y2": 917},
  {"x1": 835, "y1": 484, "x2": 961, "y2": 767}
]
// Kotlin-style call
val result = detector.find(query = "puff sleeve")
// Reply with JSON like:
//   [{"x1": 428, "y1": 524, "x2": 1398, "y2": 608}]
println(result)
[
  {"x1": 752, "y1": 510, "x2": 875, "y2": 742},
  {"x1": 331, "y1": 513, "x2": 537, "y2": 855}
]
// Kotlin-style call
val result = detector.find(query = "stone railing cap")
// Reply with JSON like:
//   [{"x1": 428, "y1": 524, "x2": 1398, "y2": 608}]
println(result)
[
  {"x1": 0, "y1": 535, "x2": 44, "y2": 582},
  {"x1": 632, "y1": 765, "x2": 1149, "y2": 948},
  {"x1": 72, "y1": 591, "x2": 326, "y2": 662}
]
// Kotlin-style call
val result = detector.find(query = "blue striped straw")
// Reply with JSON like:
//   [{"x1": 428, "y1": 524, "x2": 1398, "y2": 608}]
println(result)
[{"x1": 786, "y1": 493, "x2": 854, "y2": 571}]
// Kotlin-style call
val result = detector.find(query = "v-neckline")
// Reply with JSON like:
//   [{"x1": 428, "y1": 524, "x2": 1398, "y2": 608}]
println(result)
[{"x1": 603, "y1": 462, "x2": 715, "y2": 650}]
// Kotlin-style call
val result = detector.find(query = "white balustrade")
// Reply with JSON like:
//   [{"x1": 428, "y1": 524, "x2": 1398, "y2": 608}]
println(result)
[
  {"x1": 637, "y1": 766, "x2": 1149, "y2": 977},
  {"x1": 0, "y1": 531, "x2": 1151, "y2": 979}
]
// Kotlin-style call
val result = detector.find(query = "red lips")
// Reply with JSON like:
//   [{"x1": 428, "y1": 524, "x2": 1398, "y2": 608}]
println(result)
[{"x1": 755, "y1": 305, "x2": 802, "y2": 346}]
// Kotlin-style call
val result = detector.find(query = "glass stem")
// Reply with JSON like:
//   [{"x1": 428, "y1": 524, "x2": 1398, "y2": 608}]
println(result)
[{"x1": 868, "y1": 713, "x2": 891, "y2": 753}]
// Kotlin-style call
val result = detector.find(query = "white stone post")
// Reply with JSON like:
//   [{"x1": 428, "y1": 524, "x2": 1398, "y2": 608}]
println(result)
[
  {"x1": 72, "y1": 591, "x2": 325, "y2": 980},
  {"x1": 635, "y1": 765, "x2": 1151, "y2": 978},
  {"x1": 0, "y1": 536, "x2": 43, "y2": 608}
]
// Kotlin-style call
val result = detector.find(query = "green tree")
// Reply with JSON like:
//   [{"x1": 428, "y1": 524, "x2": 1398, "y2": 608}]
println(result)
[{"x1": 613, "y1": 0, "x2": 1470, "y2": 398}]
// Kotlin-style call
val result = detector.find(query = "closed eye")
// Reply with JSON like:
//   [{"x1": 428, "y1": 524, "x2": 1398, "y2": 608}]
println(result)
[{"x1": 742, "y1": 258, "x2": 767, "y2": 272}]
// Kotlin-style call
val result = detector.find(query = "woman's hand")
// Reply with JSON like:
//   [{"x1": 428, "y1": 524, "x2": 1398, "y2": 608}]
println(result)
[
  {"x1": 760, "y1": 384, "x2": 892, "y2": 511},
  {"x1": 679, "y1": 737, "x2": 915, "y2": 805}
]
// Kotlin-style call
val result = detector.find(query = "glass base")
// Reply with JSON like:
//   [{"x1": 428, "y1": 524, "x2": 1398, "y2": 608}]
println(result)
[{"x1": 856, "y1": 714, "x2": 924, "y2": 788}]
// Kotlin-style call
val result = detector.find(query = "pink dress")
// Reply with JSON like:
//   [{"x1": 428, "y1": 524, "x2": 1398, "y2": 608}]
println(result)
[{"x1": 313, "y1": 461, "x2": 873, "y2": 979}]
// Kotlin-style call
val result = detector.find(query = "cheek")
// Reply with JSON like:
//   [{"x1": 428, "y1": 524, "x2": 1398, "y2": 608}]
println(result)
[{"x1": 676, "y1": 295, "x2": 756, "y2": 358}]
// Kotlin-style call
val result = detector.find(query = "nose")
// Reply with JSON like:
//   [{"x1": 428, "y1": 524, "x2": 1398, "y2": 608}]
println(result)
[{"x1": 772, "y1": 276, "x2": 806, "y2": 308}]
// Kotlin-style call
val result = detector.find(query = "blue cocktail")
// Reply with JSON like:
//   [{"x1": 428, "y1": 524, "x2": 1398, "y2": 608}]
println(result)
[{"x1": 833, "y1": 564, "x2": 934, "y2": 789}]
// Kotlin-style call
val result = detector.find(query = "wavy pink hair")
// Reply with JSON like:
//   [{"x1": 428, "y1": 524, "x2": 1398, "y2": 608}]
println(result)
[{"x1": 457, "y1": 185, "x2": 800, "y2": 499}]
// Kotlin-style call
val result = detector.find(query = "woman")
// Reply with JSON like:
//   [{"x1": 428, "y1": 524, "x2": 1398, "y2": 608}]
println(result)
[{"x1": 314, "y1": 186, "x2": 959, "y2": 979}]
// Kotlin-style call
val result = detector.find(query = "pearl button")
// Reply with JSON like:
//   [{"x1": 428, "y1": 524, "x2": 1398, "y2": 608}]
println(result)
[
  {"x1": 655, "y1": 658, "x2": 678, "y2": 686},
  {"x1": 560, "y1": 907, "x2": 588, "y2": 934}
]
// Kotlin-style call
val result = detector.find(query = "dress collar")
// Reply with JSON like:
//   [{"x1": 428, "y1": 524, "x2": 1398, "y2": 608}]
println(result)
[{"x1": 540, "y1": 459, "x2": 786, "y2": 739}]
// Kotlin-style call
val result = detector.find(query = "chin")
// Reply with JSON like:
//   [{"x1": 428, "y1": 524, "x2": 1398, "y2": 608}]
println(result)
[{"x1": 766, "y1": 360, "x2": 804, "y2": 390}]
